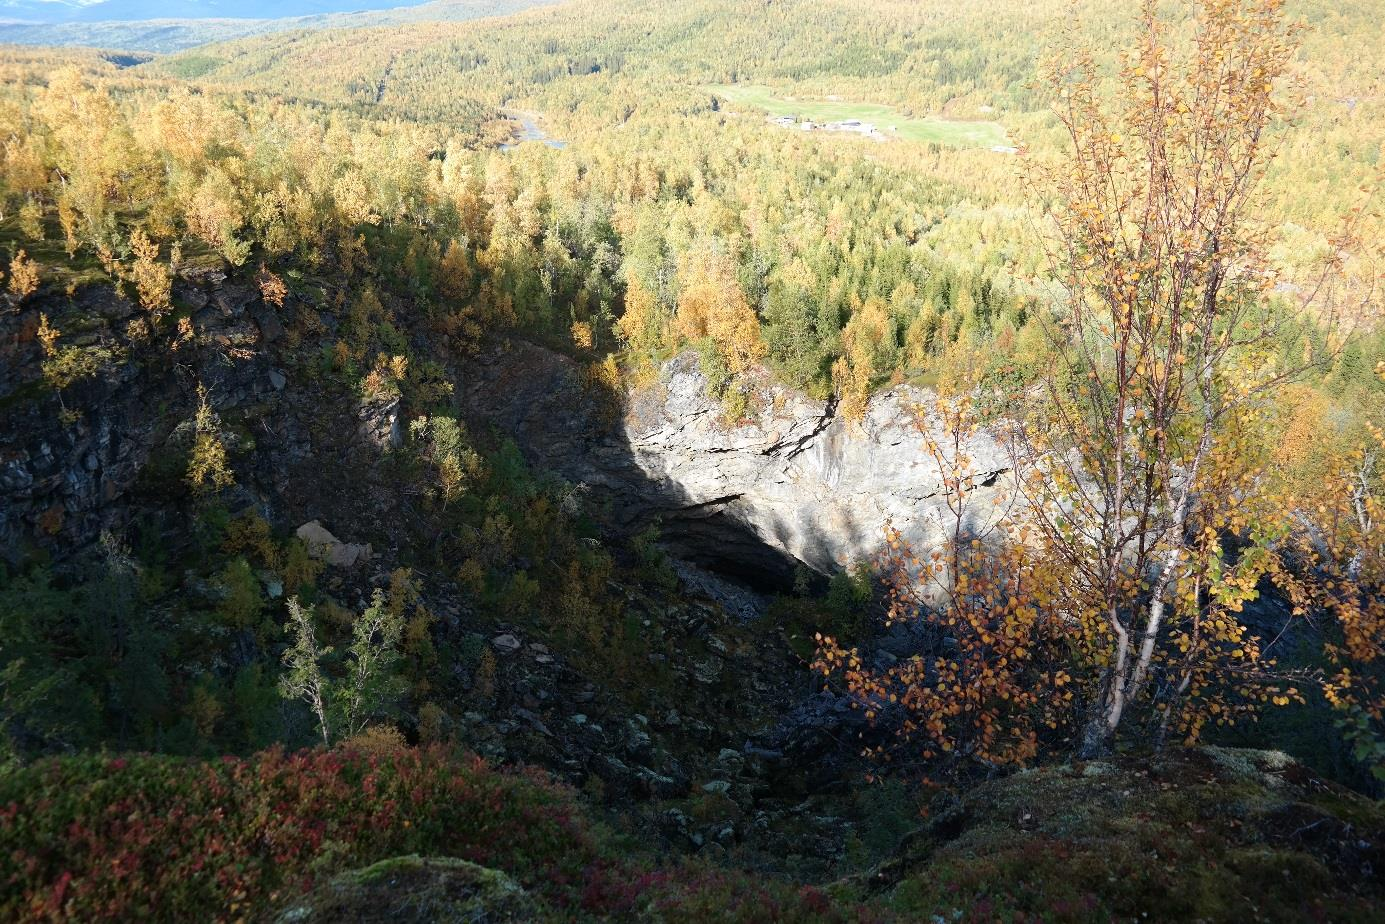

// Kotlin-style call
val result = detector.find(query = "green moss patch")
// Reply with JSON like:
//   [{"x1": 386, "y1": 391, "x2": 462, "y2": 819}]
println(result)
[
  {"x1": 883, "y1": 748, "x2": 1385, "y2": 923},
  {"x1": 274, "y1": 856, "x2": 541, "y2": 924}
]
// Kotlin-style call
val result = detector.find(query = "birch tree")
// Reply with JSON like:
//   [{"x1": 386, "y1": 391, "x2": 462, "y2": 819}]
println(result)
[
  {"x1": 1022, "y1": 0, "x2": 1356, "y2": 756},
  {"x1": 335, "y1": 589, "x2": 406, "y2": 738},
  {"x1": 280, "y1": 597, "x2": 331, "y2": 747}
]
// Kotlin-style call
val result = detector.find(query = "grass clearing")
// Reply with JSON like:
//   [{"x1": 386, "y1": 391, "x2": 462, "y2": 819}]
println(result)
[{"x1": 707, "y1": 83, "x2": 1010, "y2": 149}]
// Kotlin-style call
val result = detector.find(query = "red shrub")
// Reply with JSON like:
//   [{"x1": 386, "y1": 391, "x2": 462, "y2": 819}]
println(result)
[
  {"x1": 0, "y1": 745, "x2": 596, "y2": 922},
  {"x1": 0, "y1": 746, "x2": 875, "y2": 922}
]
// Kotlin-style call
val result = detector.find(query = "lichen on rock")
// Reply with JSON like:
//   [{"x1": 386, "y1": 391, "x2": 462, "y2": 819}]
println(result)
[{"x1": 273, "y1": 855, "x2": 541, "y2": 924}]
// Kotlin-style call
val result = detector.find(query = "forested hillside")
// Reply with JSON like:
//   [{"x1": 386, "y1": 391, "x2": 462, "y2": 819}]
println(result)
[
  {"x1": 1, "y1": 0, "x2": 1383, "y2": 921},
  {"x1": 142, "y1": 0, "x2": 1381, "y2": 401}
]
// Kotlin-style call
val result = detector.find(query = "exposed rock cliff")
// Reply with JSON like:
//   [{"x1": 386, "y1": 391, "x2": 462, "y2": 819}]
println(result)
[
  {"x1": 459, "y1": 343, "x2": 1013, "y2": 584},
  {"x1": 0, "y1": 272, "x2": 400, "y2": 563},
  {"x1": 3, "y1": 274, "x2": 1011, "y2": 586}
]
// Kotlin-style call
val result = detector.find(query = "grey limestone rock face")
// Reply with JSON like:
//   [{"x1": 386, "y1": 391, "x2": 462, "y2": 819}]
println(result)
[{"x1": 459, "y1": 342, "x2": 1013, "y2": 582}]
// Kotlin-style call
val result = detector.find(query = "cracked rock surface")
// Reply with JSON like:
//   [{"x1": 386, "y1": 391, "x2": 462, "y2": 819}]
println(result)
[{"x1": 460, "y1": 343, "x2": 1013, "y2": 581}]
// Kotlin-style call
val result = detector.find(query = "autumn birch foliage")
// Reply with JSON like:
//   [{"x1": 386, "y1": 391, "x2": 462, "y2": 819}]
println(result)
[
  {"x1": 185, "y1": 385, "x2": 234, "y2": 496},
  {"x1": 1021, "y1": 0, "x2": 1334, "y2": 755},
  {"x1": 1277, "y1": 424, "x2": 1385, "y2": 779},
  {"x1": 675, "y1": 242, "x2": 766, "y2": 377},
  {"x1": 5, "y1": 249, "x2": 39, "y2": 302},
  {"x1": 126, "y1": 229, "x2": 171, "y2": 316},
  {"x1": 816, "y1": 397, "x2": 1072, "y2": 771}
]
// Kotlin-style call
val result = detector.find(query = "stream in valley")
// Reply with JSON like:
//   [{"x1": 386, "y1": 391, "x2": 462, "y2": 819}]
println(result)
[{"x1": 501, "y1": 109, "x2": 567, "y2": 150}]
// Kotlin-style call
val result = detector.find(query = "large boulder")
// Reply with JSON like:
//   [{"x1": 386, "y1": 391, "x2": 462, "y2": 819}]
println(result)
[{"x1": 296, "y1": 519, "x2": 372, "y2": 568}]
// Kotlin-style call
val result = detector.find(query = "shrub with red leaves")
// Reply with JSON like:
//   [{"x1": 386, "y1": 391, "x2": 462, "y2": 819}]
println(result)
[
  {"x1": 0, "y1": 745, "x2": 876, "y2": 923},
  {"x1": 0, "y1": 745, "x2": 596, "y2": 922}
]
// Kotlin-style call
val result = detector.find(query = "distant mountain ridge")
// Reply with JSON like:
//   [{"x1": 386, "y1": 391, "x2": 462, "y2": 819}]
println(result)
[
  {"x1": 2, "y1": 1, "x2": 415, "y2": 23},
  {"x1": 0, "y1": 0, "x2": 563, "y2": 52}
]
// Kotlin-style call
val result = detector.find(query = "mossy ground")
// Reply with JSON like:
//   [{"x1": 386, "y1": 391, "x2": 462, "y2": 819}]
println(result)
[
  {"x1": 266, "y1": 747, "x2": 1385, "y2": 923},
  {"x1": 274, "y1": 855, "x2": 543, "y2": 924},
  {"x1": 872, "y1": 748, "x2": 1385, "y2": 923}
]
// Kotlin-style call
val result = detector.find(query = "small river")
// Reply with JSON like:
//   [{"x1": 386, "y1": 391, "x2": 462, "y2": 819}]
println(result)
[{"x1": 500, "y1": 109, "x2": 567, "y2": 150}]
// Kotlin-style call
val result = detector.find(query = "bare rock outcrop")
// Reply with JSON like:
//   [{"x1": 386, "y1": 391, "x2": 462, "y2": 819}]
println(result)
[
  {"x1": 0, "y1": 272, "x2": 407, "y2": 564},
  {"x1": 459, "y1": 343, "x2": 1013, "y2": 583},
  {"x1": 2, "y1": 279, "x2": 1011, "y2": 586}
]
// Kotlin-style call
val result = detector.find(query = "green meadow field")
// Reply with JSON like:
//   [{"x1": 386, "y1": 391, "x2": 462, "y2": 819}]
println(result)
[{"x1": 708, "y1": 83, "x2": 1010, "y2": 148}]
